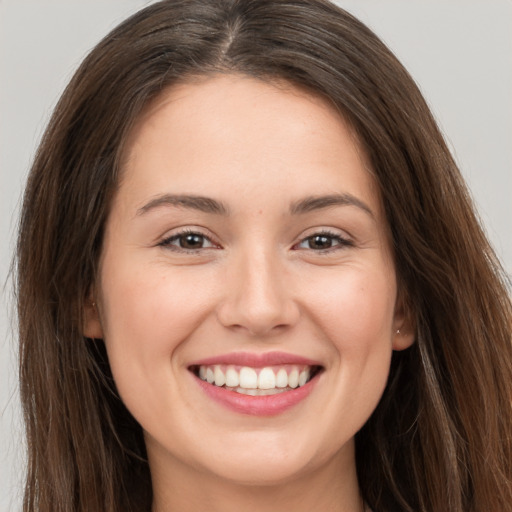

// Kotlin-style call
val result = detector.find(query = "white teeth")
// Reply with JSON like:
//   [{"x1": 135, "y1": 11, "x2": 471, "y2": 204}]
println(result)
[
  {"x1": 239, "y1": 367, "x2": 258, "y2": 389},
  {"x1": 288, "y1": 369, "x2": 299, "y2": 388},
  {"x1": 225, "y1": 366, "x2": 239, "y2": 387},
  {"x1": 276, "y1": 368, "x2": 288, "y2": 388},
  {"x1": 214, "y1": 366, "x2": 226, "y2": 387},
  {"x1": 234, "y1": 387, "x2": 290, "y2": 396},
  {"x1": 258, "y1": 367, "x2": 276, "y2": 389},
  {"x1": 299, "y1": 368, "x2": 310, "y2": 387},
  {"x1": 196, "y1": 364, "x2": 316, "y2": 393}
]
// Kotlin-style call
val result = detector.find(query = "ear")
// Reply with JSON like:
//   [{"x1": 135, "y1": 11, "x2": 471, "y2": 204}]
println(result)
[
  {"x1": 392, "y1": 326, "x2": 415, "y2": 351},
  {"x1": 392, "y1": 293, "x2": 416, "y2": 351},
  {"x1": 83, "y1": 298, "x2": 104, "y2": 339}
]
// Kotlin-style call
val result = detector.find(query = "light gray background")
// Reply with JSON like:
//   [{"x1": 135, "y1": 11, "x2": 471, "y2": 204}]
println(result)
[{"x1": 1, "y1": 1, "x2": 511, "y2": 510}]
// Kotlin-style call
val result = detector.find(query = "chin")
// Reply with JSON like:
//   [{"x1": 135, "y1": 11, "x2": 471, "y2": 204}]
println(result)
[
  {"x1": 189, "y1": 429, "x2": 345, "y2": 487},
  {"x1": 202, "y1": 455, "x2": 314, "y2": 487}
]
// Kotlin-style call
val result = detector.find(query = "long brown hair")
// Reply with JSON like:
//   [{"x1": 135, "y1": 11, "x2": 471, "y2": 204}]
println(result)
[{"x1": 16, "y1": 1, "x2": 512, "y2": 511}]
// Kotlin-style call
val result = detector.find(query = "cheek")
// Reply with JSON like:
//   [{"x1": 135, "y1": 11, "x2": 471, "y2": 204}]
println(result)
[
  {"x1": 97, "y1": 260, "x2": 219, "y2": 428},
  {"x1": 97, "y1": 257, "x2": 216, "y2": 390},
  {"x1": 307, "y1": 264, "x2": 396, "y2": 417},
  {"x1": 308, "y1": 264, "x2": 396, "y2": 351},
  {"x1": 101, "y1": 260, "x2": 209, "y2": 340}
]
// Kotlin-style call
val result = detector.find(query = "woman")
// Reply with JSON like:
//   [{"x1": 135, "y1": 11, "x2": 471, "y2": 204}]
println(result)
[{"x1": 16, "y1": 0, "x2": 512, "y2": 511}]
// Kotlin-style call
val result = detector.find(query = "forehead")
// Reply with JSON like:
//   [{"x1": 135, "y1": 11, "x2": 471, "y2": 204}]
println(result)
[{"x1": 118, "y1": 74, "x2": 381, "y2": 217}]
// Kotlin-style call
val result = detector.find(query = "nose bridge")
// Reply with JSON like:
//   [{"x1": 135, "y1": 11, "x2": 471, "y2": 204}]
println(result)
[{"x1": 218, "y1": 242, "x2": 298, "y2": 335}]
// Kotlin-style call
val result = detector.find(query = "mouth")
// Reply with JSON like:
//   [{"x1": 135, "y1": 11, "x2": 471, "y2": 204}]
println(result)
[
  {"x1": 187, "y1": 352, "x2": 324, "y2": 416},
  {"x1": 189, "y1": 364, "x2": 322, "y2": 396}
]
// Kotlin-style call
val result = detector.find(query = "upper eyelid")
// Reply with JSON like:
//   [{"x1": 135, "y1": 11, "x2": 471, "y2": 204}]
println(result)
[
  {"x1": 296, "y1": 227, "x2": 352, "y2": 242},
  {"x1": 160, "y1": 226, "x2": 216, "y2": 239},
  {"x1": 159, "y1": 228, "x2": 220, "y2": 248},
  {"x1": 295, "y1": 232, "x2": 352, "y2": 248},
  {"x1": 157, "y1": 226, "x2": 352, "y2": 248}
]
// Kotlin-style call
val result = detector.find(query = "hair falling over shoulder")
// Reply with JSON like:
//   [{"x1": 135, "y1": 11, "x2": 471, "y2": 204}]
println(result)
[{"x1": 15, "y1": 1, "x2": 512, "y2": 511}]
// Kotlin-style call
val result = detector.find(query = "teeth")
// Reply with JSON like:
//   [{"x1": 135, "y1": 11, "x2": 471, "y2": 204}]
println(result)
[
  {"x1": 258, "y1": 367, "x2": 276, "y2": 389},
  {"x1": 276, "y1": 368, "x2": 288, "y2": 388},
  {"x1": 299, "y1": 369, "x2": 309, "y2": 386},
  {"x1": 234, "y1": 387, "x2": 289, "y2": 396},
  {"x1": 196, "y1": 364, "x2": 315, "y2": 393},
  {"x1": 239, "y1": 367, "x2": 258, "y2": 389},
  {"x1": 225, "y1": 366, "x2": 239, "y2": 387},
  {"x1": 288, "y1": 369, "x2": 299, "y2": 388},
  {"x1": 214, "y1": 366, "x2": 226, "y2": 387}
]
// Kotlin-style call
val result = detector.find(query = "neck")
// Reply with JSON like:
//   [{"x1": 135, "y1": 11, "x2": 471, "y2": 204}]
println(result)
[{"x1": 149, "y1": 443, "x2": 364, "y2": 512}]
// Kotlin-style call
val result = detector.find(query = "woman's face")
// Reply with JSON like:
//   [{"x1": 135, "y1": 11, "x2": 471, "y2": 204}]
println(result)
[{"x1": 86, "y1": 75, "x2": 413, "y2": 486}]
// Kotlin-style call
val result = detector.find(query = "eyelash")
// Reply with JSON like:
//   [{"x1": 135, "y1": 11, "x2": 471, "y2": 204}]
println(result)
[
  {"x1": 158, "y1": 229, "x2": 353, "y2": 253},
  {"x1": 159, "y1": 229, "x2": 219, "y2": 252},
  {"x1": 293, "y1": 230, "x2": 354, "y2": 252}
]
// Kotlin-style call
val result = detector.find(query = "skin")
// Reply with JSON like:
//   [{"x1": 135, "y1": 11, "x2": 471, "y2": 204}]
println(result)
[{"x1": 84, "y1": 74, "x2": 414, "y2": 512}]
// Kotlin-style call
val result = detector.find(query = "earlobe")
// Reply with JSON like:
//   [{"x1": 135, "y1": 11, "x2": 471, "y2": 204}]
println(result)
[
  {"x1": 392, "y1": 327, "x2": 415, "y2": 351},
  {"x1": 83, "y1": 300, "x2": 104, "y2": 339},
  {"x1": 392, "y1": 292, "x2": 416, "y2": 351}
]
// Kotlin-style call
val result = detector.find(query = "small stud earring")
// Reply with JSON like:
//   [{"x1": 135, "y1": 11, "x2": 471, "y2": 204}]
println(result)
[{"x1": 396, "y1": 329, "x2": 401, "y2": 335}]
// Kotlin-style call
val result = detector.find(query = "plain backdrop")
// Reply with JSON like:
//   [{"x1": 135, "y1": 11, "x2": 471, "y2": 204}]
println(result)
[{"x1": 1, "y1": 1, "x2": 511, "y2": 510}]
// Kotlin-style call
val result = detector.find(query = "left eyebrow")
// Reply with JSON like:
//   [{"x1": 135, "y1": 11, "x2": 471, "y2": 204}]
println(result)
[
  {"x1": 289, "y1": 193, "x2": 374, "y2": 218},
  {"x1": 136, "y1": 194, "x2": 230, "y2": 216}
]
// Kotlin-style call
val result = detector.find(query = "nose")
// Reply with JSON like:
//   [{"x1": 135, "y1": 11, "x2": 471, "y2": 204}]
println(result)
[{"x1": 216, "y1": 246, "x2": 300, "y2": 337}]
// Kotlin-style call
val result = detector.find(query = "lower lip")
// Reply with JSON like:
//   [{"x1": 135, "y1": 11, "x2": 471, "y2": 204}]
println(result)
[{"x1": 193, "y1": 373, "x2": 319, "y2": 416}]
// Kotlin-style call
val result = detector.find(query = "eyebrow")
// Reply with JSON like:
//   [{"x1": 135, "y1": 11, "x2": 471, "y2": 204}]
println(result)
[
  {"x1": 136, "y1": 192, "x2": 374, "y2": 218},
  {"x1": 289, "y1": 193, "x2": 374, "y2": 217},
  {"x1": 137, "y1": 194, "x2": 229, "y2": 216}
]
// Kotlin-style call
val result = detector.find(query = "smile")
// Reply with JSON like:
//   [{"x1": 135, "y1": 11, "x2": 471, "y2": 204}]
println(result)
[
  {"x1": 188, "y1": 352, "x2": 323, "y2": 415},
  {"x1": 192, "y1": 364, "x2": 319, "y2": 395}
]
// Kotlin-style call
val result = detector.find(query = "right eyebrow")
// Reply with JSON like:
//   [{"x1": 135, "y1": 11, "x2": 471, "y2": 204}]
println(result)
[
  {"x1": 289, "y1": 193, "x2": 374, "y2": 218},
  {"x1": 136, "y1": 194, "x2": 230, "y2": 216}
]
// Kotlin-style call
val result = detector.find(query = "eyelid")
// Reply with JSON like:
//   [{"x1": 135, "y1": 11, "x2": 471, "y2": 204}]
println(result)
[
  {"x1": 292, "y1": 228, "x2": 354, "y2": 251},
  {"x1": 158, "y1": 227, "x2": 221, "y2": 251},
  {"x1": 156, "y1": 226, "x2": 353, "y2": 253}
]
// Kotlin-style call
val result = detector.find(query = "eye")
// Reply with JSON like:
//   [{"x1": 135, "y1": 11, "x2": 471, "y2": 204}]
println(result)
[
  {"x1": 159, "y1": 230, "x2": 218, "y2": 251},
  {"x1": 295, "y1": 231, "x2": 353, "y2": 251}
]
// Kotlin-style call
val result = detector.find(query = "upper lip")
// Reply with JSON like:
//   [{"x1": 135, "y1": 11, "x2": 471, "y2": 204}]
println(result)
[{"x1": 188, "y1": 351, "x2": 322, "y2": 368}]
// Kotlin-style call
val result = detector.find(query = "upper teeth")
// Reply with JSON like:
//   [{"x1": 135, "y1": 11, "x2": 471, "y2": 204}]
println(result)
[{"x1": 197, "y1": 365, "x2": 312, "y2": 390}]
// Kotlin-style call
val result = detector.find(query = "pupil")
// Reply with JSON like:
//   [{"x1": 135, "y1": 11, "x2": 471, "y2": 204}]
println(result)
[
  {"x1": 310, "y1": 235, "x2": 332, "y2": 249},
  {"x1": 181, "y1": 234, "x2": 203, "y2": 248}
]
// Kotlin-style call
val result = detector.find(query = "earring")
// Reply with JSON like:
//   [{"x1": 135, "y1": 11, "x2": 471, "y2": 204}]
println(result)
[{"x1": 396, "y1": 329, "x2": 401, "y2": 335}]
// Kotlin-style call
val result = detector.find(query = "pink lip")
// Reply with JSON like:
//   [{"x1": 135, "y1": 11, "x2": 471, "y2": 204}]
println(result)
[
  {"x1": 189, "y1": 351, "x2": 321, "y2": 368},
  {"x1": 193, "y1": 373, "x2": 320, "y2": 416},
  {"x1": 188, "y1": 351, "x2": 323, "y2": 416}
]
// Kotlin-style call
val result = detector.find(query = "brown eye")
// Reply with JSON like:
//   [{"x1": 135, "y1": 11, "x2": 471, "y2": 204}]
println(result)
[
  {"x1": 160, "y1": 231, "x2": 217, "y2": 251},
  {"x1": 295, "y1": 231, "x2": 353, "y2": 252},
  {"x1": 179, "y1": 233, "x2": 206, "y2": 249},
  {"x1": 307, "y1": 235, "x2": 334, "y2": 250}
]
